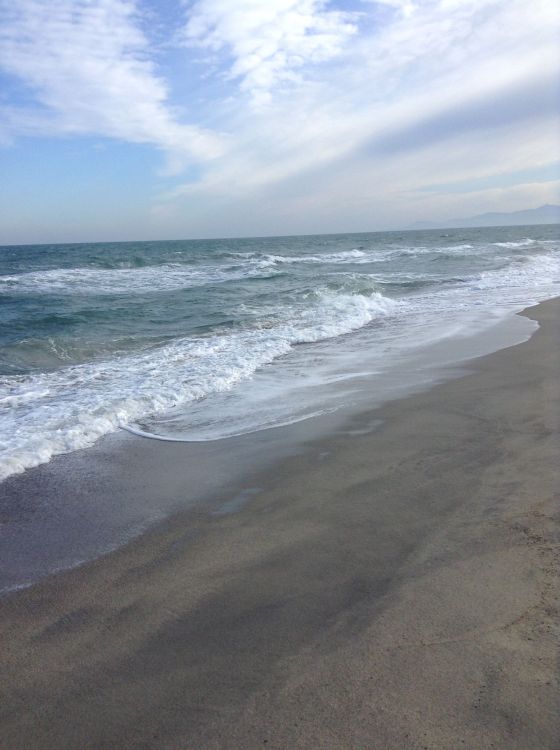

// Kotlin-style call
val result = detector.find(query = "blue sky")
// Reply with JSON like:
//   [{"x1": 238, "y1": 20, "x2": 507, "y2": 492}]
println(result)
[{"x1": 0, "y1": 0, "x2": 559, "y2": 244}]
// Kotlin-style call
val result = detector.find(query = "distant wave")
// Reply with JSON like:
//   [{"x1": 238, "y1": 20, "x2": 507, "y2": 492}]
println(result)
[
  {"x1": 229, "y1": 244, "x2": 484, "y2": 267},
  {"x1": 5, "y1": 241, "x2": 540, "y2": 299},
  {"x1": 0, "y1": 260, "x2": 279, "y2": 295},
  {"x1": 492, "y1": 238, "x2": 536, "y2": 249}
]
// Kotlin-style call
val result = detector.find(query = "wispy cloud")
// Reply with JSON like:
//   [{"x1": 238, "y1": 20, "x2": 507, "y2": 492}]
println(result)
[
  {"x1": 1, "y1": 0, "x2": 559, "y2": 240},
  {"x1": 182, "y1": 0, "x2": 358, "y2": 107},
  {"x1": 0, "y1": 0, "x2": 224, "y2": 170},
  {"x1": 416, "y1": 163, "x2": 560, "y2": 196},
  {"x1": 159, "y1": 0, "x2": 560, "y2": 228}
]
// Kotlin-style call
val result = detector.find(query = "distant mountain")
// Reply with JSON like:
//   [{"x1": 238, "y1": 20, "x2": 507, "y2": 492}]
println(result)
[{"x1": 409, "y1": 204, "x2": 560, "y2": 230}]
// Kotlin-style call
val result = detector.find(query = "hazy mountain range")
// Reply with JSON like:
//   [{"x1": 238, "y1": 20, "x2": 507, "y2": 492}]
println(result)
[{"x1": 409, "y1": 204, "x2": 560, "y2": 230}]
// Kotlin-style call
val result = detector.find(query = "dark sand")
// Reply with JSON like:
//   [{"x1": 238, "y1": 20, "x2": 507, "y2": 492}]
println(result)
[{"x1": 0, "y1": 300, "x2": 558, "y2": 749}]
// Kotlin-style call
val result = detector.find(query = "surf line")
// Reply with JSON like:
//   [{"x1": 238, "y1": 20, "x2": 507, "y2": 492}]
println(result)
[
  {"x1": 120, "y1": 404, "x2": 339, "y2": 444},
  {"x1": 119, "y1": 423, "x2": 195, "y2": 443}
]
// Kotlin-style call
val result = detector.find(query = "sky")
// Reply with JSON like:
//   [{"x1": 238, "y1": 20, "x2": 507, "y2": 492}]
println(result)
[{"x1": 0, "y1": 0, "x2": 559, "y2": 244}]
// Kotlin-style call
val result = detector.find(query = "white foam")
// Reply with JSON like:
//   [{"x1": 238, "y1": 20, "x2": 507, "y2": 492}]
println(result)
[
  {"x1": 0, "y1": 259, "x2": 277, "y2": 295},
  {"x1": 227, "y1": 242, "x2": 516, "y2": 271},
  {"x1": 0, "y1": 290, "x2": 397, "y2": 480},
  {"x1": 229, "y1": 248, "x2": 374, "y2": 266},
  {"x1": 492, "y1": 238, "x2": 536, "y2": 248},
  {"x1": 469, "y1": 253, "x2": 560, "y2": 291}
]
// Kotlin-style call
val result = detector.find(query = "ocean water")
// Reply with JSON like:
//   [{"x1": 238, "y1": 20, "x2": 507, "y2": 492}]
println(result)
[{"x1": 1, "y1": 224, "x2": 559, "y2": 482}]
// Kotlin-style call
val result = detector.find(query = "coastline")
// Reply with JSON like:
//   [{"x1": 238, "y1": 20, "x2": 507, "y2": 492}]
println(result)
[
  {"x1": 0, "y1": 306, "x2": 539, "y2": 593},
  {"x1": 0, "y1": 298, "x2": 558, "y2": 747}
]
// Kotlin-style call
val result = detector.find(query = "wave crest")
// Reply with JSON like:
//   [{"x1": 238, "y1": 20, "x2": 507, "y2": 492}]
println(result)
[{"x1": 0, "y1": 289, "x2": 397, "y2": 480}]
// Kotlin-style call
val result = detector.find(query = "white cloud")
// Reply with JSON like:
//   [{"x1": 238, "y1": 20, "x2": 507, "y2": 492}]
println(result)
[
  {"x1": 152, "y1": 116, "x2": 560, "y2": 237},
  {"x1": 183, "y1": 0, "x2": 358, "y2": 106},
  {"x1": 1, "y1": 0, "x2": 559, "y2": 239},
  {"x1": 163, "y1": 0, "x2": 560, "y2": 220},
  {"x1": 0, "y1": 0, "x2": 224, "y2": 169}
]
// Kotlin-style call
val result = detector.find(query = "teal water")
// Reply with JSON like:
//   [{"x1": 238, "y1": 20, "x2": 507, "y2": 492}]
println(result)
[{"x1": 1, "y1": 224, "x2": 559, "y2": 481}]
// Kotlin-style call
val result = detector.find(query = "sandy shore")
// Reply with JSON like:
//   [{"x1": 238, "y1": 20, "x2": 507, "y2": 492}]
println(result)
[{"x1": 0, "y1": 299, "x2": 558, "y2": 749}]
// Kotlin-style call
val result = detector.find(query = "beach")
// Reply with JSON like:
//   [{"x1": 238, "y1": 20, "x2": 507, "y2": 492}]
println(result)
[{"x1": 0, "y1": 297, "x2": 558, "y2": 749}]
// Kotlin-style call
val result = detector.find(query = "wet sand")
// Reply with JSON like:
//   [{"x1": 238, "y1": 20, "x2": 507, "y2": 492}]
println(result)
[{"x1": 0, "y1": 299, "x2": 558, "y2": 749}]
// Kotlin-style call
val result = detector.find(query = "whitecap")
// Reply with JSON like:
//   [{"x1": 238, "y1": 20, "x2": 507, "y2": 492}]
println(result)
[
  {"x1": 0, "y1": 290, "x2": 397, "y2": 480},
  {"x1": 0, "y1": 260, "x2": 278, "y2": 296}
]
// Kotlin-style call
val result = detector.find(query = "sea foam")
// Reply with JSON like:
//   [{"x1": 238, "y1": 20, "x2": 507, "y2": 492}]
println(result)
[{"x1": 0, "y1": 289, "x2": 396, "y2": 480}]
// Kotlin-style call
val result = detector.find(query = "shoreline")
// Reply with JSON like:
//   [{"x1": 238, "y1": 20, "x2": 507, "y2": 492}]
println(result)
[
  {"x1": 0, "y1": 298, "x2": 558, "y2": 748},
  {"x1": 0, "y1": 304, "x2": 539, "y2": 593}
]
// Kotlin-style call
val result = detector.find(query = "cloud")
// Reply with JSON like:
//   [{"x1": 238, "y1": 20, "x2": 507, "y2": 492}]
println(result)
[
  {"x1": 364, "y1": 72, "x2": 560, "y2": 157},
  {"x1": 0, "y1": 0, "x2": 224, "y2": 170},
  {"x1": 163, "y1": 0, "x2": 560, "y2": 212},
  {"x1": 1, "y1": 0, "x2": 559, "y2": 240},
  {"x1": 182, "y1": 0, "x2": 358, "y2": 106},
  {"x1": 416, "y1": 163, "x2": 560, "y2": 196}
]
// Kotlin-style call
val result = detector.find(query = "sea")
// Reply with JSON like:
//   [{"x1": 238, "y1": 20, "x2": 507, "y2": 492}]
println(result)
[{"x1": 1, "y1": 224, "x2": 559, "y2": 484}]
